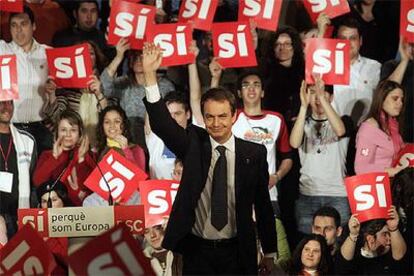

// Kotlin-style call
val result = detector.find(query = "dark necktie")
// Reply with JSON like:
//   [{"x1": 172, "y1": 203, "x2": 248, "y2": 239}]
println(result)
[{"x1": 211, "y1": 145, "x2": 227, "y2": 231}]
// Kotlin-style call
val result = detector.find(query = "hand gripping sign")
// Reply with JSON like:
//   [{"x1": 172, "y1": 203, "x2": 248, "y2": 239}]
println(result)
[
  {"x1": 107, "y1": 0, "x2": 156, "y2": 49},
  {"x1": 303, "y1": 0, "x2": 350, "y2": 22},
  {"x1": 305, "y1": 38, "x2": 350, "y2": 85},
  {"x1": 345, "y1": 172, "x2": 392, "y2": 223},
  {"x1": 0, "y1": 0, "x2": 23, "y2": 12},
  {"x1": 392, "y1": 144, "x2": 414, "y2": 168},
  {"x1": 0, "y1": 224, "x2": 56, "y2": 275},
  {"x1": 139, "y1": 179, "x2": 180, "y2": 228},
  {"x1": 400, "y1": 0, "x2": 414, "y2": 43},
  {"x1": 178, "y1": 0, "x2": 218, "y2": 31},
  {"x1": 0, "y1": 55, "x2": 19, "y2": 101},
  {"x1": 146, "y1": 23, "x2": 194, "y2": 66},
  {"x1": 84, "y1": 149, "x2": 148, "y2": 203},
  {"x1": 68, "y1": 224, "x2": 154, "y2": 276},
  {"x1": 46, "y1": 44, "x2": 93, "y2": 88},
  {"x1": 211, "y1": 22, "x2": 257, "y2": 68},
  {"x1": 238, "y1": 0, "x2": 283, "y2": 31}
]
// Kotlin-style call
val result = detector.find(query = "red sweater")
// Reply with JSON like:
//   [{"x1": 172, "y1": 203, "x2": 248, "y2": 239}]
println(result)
[{"x1": 33, "y1": 150, "x2": 95, "y2": 206}]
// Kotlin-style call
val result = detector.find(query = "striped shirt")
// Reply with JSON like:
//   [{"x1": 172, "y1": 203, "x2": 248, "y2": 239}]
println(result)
[{"x1": 0, "y1": 39, "x2": 49, "y2": 123}]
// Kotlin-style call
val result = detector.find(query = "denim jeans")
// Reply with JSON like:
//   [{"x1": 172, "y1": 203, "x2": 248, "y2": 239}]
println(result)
[{"x1": 295, "y1": 194, "x2": 351, "y2": 234}]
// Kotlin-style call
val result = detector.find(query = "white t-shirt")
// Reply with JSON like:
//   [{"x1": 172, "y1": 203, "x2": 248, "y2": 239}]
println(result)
[
  {"x1": 146, "y1": 131, "x2": 176, "y2": 180},
  {"x1": 232, "y1": 110, "x2": 291, "y2": 201},
  {"x1": 333, "y1": 55, "x2": 381, "y2": 125},
  {"x1": 299, "y1": 117, "x2": 349, "y2": 196}
]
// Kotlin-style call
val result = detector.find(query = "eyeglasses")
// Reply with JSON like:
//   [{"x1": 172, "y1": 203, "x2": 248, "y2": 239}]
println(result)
[
  {"x1": 274, "y1": 42, "x2": 293, "y2": 49},
  {"x1": 241, "y1": 82, "x2": 262, "y2": 89}
]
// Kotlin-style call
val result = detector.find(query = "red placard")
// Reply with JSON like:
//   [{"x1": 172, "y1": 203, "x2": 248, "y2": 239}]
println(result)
[
  {"x1": 0, "y1": 224, "x2": 56, "y2": 275},
  {"x1": 146, "y1": 23, "x2": 194, "y2": 66},
  {"x1": 400, "y1": 0, "x2": 414, "y2": 43},
  {"x1": 114, "y1": 205, "x2": 145, "y2": 235},
  {"x1": 305, "y1": 38, "x2": 350, "y2": 85},
  {"x1": 107, "y1": 0, "x2": 156, "y2": 49},
  {"x1": 178, "y1": 0, "x2": 218, "y2": 31},
  {"x1": 84, "y1": 149, "x2": 148, "y2": 203},
  {"x1": 46, "y1": 44, "x2": 93, "y2": 88},
  {"x1": 139, "y1": 179, "x2": 179, "y2": 228},
  {"x1": 0, "y1": 0, "x2": 23, "y2": 12},
  {"x1": 68, "y1": 224, "x2": 154, "y2": 275},
  {"x1": 303, "y1": 0, "x2": 350, "y2": 22},
  {"x1": 0, "y1": 55, "x2": 19, "y2": 101},
  {"x1": 345, "y1": 173, "x2": 392, "y2": 223},
  {"x1": 392, "y1": 144, "x2": 414, "y2": 168},
  {"x1": 17, "y1": 209, "x2": 49, "y2": 238},
  {"x1": 211, "y1": 22, "x2": 257, "y2": 68},
  {"x1": 238, "y1": 0, "x2": 283, "y2": 31}
]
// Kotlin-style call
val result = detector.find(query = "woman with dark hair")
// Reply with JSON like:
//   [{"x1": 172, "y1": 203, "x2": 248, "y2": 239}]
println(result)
[
  {"x1": 287, "y1": 234, "x2": 332, "y2": 275},
  {"x1": 354, "y1": 80, "x2": 406, "y2": 177},
  {"x1": 33, "y1": 110, "x2": 95, "y2": 206},
  {"x1": 100, "y1": 38, "x2": 174, "y2": 147},
  {"x1": 260, "y1": 26, "x2": 305, "y2": 125},
  {"x1": 43, "y1": 40, "x2": 109, "y2": 147}
]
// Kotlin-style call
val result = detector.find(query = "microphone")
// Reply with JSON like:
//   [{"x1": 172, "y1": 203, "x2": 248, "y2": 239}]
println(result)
[{"x1": 90, "y1": 151, "x2": 114, "y2": 206}]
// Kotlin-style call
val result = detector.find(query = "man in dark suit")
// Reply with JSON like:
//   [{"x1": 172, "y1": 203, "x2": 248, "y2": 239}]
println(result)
[{"x1": 143, "y1": 43, "x2": 277, "y2": 274}]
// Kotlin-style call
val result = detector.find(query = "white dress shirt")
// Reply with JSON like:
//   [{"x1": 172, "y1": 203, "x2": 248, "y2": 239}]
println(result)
[
  {"x1": 0, "y1": 39, "x2": 49, "y2": 122},
  {"x1": 333, "y1": 55, "x2": 381, "y2": 125}
]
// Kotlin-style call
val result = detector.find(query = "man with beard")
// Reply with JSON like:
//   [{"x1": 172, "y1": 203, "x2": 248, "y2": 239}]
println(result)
[{"x1": 337, "y1": 207, "x2": 408, "y2": 274}]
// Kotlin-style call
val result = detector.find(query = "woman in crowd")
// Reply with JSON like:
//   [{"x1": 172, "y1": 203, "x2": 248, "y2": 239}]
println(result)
[
  {"x1": 260, "y1": 26, "x2": 305, "y2": 124},
  {"x1": 43, "y1": 40, "x2": 109, "y2": 146},
  {"x1": 354, "y1": 80, "x2": 406, "y2": 176},
  {"x1": 83, "y1": 105, "x2": 145, "y2": 206},
  {"x1": 287, "y1": 234, "x2": 332, "y2": 275},
  {"x1": 36, "y1": 180, "x2": 72, "y2": 275},
  {"x1": 100, "y1": 38, "x2": 174, "y2": 147},
  {"x1": 33, "y1": 110, "x2": 95, "y2": 206}
]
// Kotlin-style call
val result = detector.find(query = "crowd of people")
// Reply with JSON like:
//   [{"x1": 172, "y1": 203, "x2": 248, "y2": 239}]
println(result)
[{"x1": 0, "y1": 0, "x2": 413, "y2": 275}]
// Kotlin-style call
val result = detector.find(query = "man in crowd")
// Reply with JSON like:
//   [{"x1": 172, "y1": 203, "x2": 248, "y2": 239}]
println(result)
[
  {"x1": 0, "y1": 101, "x2": 36, "y2": 239},
  {"x1": 143, "y1": 42, "x2": 277, "y2": 274},
  {"x1": 312, "y1": 206, "x2": 343, "y2": 256},
  {"x1": 0, "y1": 6, "x2": 51, "y2": 155}
]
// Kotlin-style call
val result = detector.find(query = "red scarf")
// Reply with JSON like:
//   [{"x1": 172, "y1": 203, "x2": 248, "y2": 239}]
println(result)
[{"x1": 380, "y1": 111, "x2": 404, "y2": 157}]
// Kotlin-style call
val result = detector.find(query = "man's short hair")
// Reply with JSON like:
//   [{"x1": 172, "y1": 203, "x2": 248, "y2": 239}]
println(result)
[
  {"x1": 74, "y1": 0, "x2": 99, "y2": 13},
  {"x1": 237, "y1": 69, "x2": 265, "y2": 92},
  {"x1": 312, "y1": 206, "x2": 341, "y2": 228},
  {"x1": 334, "y1": 16, "x2": 362, "y2": 38},
  {"x1": 361, "y1": 219, "x2": 387, "y2": 236},
  {"x1": 201, "y1": 87, "x2": 236, "y2": 116},
  {"x1": 164, "y1": 91, "x2": 190, "y2": 112},
  {"x1": 9, "y1": 5, "x2": 35, "y2": 25},
  {"x1": 325, "y1": 84, "x2": 334, "y2": 94}
]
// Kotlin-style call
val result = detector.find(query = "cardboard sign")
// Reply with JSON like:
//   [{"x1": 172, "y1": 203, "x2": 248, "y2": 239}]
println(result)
[
  {"x1": 46, "y1": 44, "x2": 93, "y2": 88},
  {"x1": 139, "y1": 179, "x2": 179, "y2": 228},
  {"x1": 0, "y1": 55, "x2": 19, "y2": 101},
  {"x1": 146, "y1": 23, "x2": 194, "y2": 66},
  {"x1": 211, "y1": 22, "x2": 257, "y2": 68},
  {"x1": 178, "y1": 0, "x2": 218, "y2": 31},
  {"x1": 0, "y1": 0, "x2": 23, "y2": 12},
  {"x1": 18, "y1": 206, "x2": 145, "y2": 238},
  {"x1": 238, "y1": 0, "x2": 283, "y2": 31},
  {"x1": 0, "y1": 224, "x2": 56, "y2": 275},
  {"x1": 392, "y1": 144, "x2": 414, "y2": 168},
  {"x1": 305, "y1": 38, "x2": 350, "y2": 85},
  {"x1": 107, "y1": 0, "x2": 156, "y2": 49},
  {"x1": 400, "y1": 0, "x2": 414, "y2": 43},
  {"x1": 68, "y1": 224, "x2": 154, "y2": 275},
  {"x1": 303, "y1": 0, "x2": 350, "y2": 22},
  {"x1": 84, "y1": 149, "x2": 148, "y2": 203},
  {"x1": 345, "y1": 173, "x2": 392, "y2": 223}
]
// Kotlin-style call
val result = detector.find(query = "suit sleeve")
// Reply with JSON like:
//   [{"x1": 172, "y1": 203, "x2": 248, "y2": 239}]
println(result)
[
  {"x1": 254, "y1": 146, "x2": 278, "y2": 254},
  {"x1": 144, "y1": 94, "x2": 190, "y2": 159}
]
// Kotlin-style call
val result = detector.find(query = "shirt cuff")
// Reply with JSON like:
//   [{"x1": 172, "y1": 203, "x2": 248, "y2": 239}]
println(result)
[
  {"x1": 145, "y1": 84, "x2": 161, "y2": 103},
  {"x1": 264, "y1": 252, "x2": 277, "y2": 258}
]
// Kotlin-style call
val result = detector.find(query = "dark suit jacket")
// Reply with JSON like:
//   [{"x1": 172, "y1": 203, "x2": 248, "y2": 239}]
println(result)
[{"x1": 145, "y1": 98, "x2": 277, "y2": 274}]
